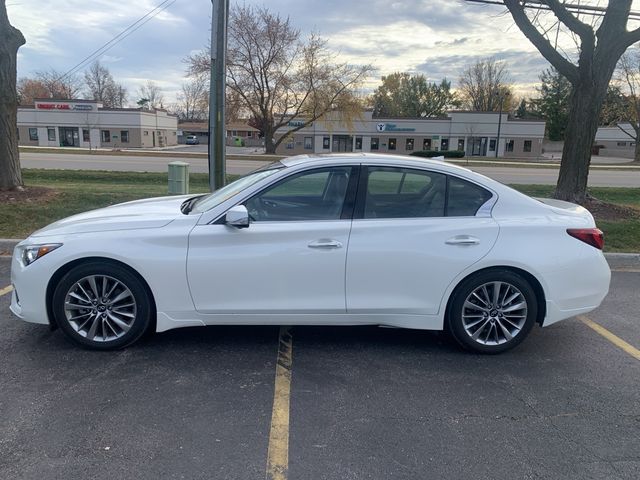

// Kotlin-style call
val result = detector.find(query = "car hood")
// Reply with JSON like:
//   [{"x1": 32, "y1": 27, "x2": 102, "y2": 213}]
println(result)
[{"x1": 31, "y1": 195, "x2": 194, "y2": 237}]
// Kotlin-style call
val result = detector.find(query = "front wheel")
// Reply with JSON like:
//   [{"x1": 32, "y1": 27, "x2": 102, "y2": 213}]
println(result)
[
  {"x1": 52, "y1": 262, "x2": 153, "y2": 350},
  {"x1": 447, "y1": 270, "x2": 537, "y2": 354}
]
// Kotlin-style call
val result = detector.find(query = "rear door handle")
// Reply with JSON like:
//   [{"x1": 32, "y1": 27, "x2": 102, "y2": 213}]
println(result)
[
  {"x1": 308, "y1": 239, "x2": 343, "y2": 249},
  {"x1": 445, "y1": 235, "x2": 480, "y2": 246}
]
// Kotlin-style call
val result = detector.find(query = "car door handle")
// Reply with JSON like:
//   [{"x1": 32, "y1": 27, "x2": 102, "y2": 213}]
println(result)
[
  {"x1": 308, "y1": 239, "x2": 343, "y2": 249},
  {"x1": 445, "y1": 235, "x2": 480, "y2": 246}
]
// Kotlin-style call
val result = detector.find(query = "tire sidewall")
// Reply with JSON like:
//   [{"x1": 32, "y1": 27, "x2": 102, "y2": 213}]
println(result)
[
  {"x1": 447, "y1": 270, "x2": 538, "y2": 354},
  {"x1": 52, "y1": 262, "x2": 152, "y2": 350}
]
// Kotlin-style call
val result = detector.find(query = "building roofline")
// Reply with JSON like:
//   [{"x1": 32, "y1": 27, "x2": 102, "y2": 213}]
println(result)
[{"x1": 33, "y1": 98, "x2": 99, "y2": 103}]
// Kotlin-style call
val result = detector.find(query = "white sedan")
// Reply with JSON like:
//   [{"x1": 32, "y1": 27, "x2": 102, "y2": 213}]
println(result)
[{"x1": 10, "y1": 154, "x2": 611, "y2": 353}]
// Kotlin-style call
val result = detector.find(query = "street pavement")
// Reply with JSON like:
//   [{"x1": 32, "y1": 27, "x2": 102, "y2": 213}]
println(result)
[
  {"x1": 0, "y1": 255, "x2": 638, "y2": 480},
  {"x1": 19, "y1": 151, "x2": 640, "y2": 186}
]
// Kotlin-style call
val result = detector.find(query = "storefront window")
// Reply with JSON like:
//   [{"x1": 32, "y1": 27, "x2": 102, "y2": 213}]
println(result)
[
  {"x1": 423, "y1": 138, "x2": 431, "y2": 150},
  {"x1": 101, "y1": 130, "x2": 111, "y2": 143},
  {"x1": 47, "y1": 128, "x2": 56, "y2": 141},
  {"x1": 523, "y1": 140, "x2": 532, "y2": 152},
  {"x1": 371, "y1": 137, "x2": 379, "y2": 150},
  {"x1": 322, "y1": 136, "x2": 330, "y2": 149},
  {"x1": 489, "y1": 139, "x2": 496, "y2": 151},
  {"x1": 406, "y1": 138, "x2": 414, "y2": 151},
  {"x1": 355, "y1": 136, "x2": 363, "y2": 150},
  {"x1": 389, "y1": 138, "x2": 397, "y2": 150},
  {"x1": 458, "y1": 139, "x2": 465, "y2": 151},
  {"x1": 441, "y1": 138, "x2": 449, "y2": 151},
  {"x1": 83, "y1": 129, "x2": 90, "y2": 142},
  {"x1": 304, "y1": 137, "x2": 313, "y2": 150},
  {"x1": 506, "y1": 139, "x2": 514, "y2": 152},
  {"x1": 121, "y1": 130, "x2": 129, "y2": 143},
  {"x1": 29, "y1": 128, "x2": 38, "y2": 141}
]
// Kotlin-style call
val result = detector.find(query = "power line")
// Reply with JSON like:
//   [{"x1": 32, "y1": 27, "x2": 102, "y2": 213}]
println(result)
[
  {"x1": 57, "y1": 0, "x2": 176, "y2": 82},
  {"x1": 466, "y1": 0, "x2": 640, "y2": 20}
]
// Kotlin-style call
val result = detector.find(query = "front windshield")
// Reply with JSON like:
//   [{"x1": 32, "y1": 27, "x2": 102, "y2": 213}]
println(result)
[{"x1": 190, "y1": 164, "x2": 283, "y2": 213}]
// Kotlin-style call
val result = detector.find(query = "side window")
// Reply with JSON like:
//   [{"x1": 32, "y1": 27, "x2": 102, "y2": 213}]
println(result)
[
  {"x1": 447, "y1": 177, "x2": 493, "y2": 217},
  {"x1": 364, "y1": 167, "x2": 446, "y2": 219},
  {"x1": 246, "y1": 167, "x2": 352, "y2": 222}
]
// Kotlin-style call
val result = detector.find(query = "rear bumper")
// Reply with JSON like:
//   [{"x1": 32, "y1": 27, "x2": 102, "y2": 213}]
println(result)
[{"x1": 541, "y1": 251, "x2": 611, "y2": 326}]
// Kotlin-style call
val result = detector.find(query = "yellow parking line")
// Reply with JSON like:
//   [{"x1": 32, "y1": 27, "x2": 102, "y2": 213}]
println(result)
[
  {"x1": 265, "y1": 326, "x2": 293, "y2": 480},
  {"x1": 0, "y1": 285, "x2": 13, "y2": 297},
  {"x1": 578, "y1": 315, "x2": 640, "y2": 361}
]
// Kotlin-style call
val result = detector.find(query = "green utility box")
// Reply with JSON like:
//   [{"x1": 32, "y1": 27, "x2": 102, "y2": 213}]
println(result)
[
  {"x1": 233, "y1": 136, "x2": 244, "y2": 147},
  {"x1": 168, "y1": 161, "x2": 190, "y2": 195}
]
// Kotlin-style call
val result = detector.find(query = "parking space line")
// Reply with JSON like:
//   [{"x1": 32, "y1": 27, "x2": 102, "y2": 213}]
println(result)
[
  {"x1": 265, "y1": 326, "x2": 293, "y2": 480},
  {"x1": 610, "y1": 268, "x2": 640, "y2": 273},
  {"x1": 0, "y1": 285, "x2": 13, "y2": 297},
  {"x1": 578, "y1": 315, "x2": 640, "y2": 361}
]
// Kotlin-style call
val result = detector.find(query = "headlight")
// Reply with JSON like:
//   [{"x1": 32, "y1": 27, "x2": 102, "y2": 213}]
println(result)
[{"x1": 19, "y1": 243, "x2": 62, "y2": 266}]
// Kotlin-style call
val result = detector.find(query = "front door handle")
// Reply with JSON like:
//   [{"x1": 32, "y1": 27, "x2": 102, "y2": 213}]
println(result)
[
  {"x1": 445, "y1": 235, "x2": 480, "y2": 246},
  {"x1": 308, "y1": 239, "x2": 343, "y2": 249}
]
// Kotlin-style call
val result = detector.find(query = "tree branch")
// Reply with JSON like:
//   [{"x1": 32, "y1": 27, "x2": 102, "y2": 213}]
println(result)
[{"x1": 504, "y1": 0, "x2": 579, "y2": 83}]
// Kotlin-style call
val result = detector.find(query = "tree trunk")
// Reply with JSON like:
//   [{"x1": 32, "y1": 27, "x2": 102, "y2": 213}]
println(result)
[
  {"x1": 554, "y1": 80, "x2": 608, "y2": 204},
  {"x1": 264, "y1": 125, "x2": 276, "y2": 154},
  {"x1": 635, "y1": 136, "x2": 640, "y2": 163},
  {"x1": 0, "y1": 1, "x2": 25, "y2": 190}
]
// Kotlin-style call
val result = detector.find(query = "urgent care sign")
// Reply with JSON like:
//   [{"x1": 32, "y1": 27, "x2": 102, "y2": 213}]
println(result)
[{"x1": 35, "y1": 102, "x2": 94, "y2": 111}]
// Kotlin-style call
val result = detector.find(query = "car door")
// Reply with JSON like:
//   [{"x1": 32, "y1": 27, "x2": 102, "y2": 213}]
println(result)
[
  {"x1": 187, "y1": 166, "x2": 358, "y2": 315},
  {"x1": 346, "y1": 165, "x2": 499, "y2": 315}
]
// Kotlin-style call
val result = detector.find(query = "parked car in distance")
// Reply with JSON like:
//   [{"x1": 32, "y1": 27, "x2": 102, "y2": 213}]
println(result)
[
  {"x1": 185, "y1": 135, "x2": 199, "y2": 145},
  {"x1": 10, "y1": 154, "x2": 611, "y2": 353}
]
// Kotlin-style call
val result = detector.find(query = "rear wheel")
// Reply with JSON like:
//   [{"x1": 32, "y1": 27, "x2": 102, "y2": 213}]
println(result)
[
  {"x1": 447, "y1": 270, "x2": 537, "y2": 354},
  {"x1": 52, "y1": 262, "x2": 152, "y2": 350}
]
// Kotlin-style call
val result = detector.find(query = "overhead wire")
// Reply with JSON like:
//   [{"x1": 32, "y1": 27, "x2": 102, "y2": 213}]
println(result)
[{"x1": 57, "y1": 0, "x2": 176, "y2": 82}]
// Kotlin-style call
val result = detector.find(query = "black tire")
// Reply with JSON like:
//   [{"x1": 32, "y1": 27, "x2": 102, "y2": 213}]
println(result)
[
  {"x1": 52, "y1": 262, "x2": 153, "y2": 350},
  {"x1": 447, "y1": 270, "x2": 537, "y2": 354}
]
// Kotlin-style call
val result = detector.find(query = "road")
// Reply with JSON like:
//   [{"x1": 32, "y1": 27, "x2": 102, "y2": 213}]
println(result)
[
  {"x1": 0, "y1": 256, "x2": 639, "y2": 479},
  {"x1": 19, "y1": 151, "x2": 640, "y2": 187}
]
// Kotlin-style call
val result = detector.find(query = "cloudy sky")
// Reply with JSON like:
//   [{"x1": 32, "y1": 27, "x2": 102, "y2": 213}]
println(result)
[{"x1": 6, "y1": 0, "x2": 608, "y2": 104}]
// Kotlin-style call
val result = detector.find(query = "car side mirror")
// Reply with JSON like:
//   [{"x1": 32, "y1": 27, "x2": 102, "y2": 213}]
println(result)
[{"x1": 225, "y1": 205, "x2": 250, "y2": 228}]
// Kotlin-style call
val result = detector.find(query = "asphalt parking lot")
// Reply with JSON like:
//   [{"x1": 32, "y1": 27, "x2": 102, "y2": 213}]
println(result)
[{"x1": 0, "y1": 257, "x2": 638, "y2": 480}]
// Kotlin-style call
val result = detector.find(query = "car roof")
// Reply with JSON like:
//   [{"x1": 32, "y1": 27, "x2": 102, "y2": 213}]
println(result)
[{"x1": 280, "y1": 152, "x2": 475, "y2": 174}]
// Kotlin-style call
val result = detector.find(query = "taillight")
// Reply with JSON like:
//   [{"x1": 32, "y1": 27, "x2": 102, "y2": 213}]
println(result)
[{"x1": 567, "y1": 228, "x2": 604, "y2": 250}]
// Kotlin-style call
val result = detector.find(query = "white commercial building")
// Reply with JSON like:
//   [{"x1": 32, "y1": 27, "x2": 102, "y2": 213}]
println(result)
[
  {"x1": 275, "y1": 110, "x2": 546, "y2": 158},
  {"x1": 595, "y1": 123, "x2": 637, "y2": 158},
  {"x1": 18, "y1": 99, "x2": 178, "y2": 149}
]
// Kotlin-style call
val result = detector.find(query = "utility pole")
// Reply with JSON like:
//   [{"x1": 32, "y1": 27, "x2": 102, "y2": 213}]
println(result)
[
  {"x1": 208, "y1": 0, "x2": 229, "y2": 191},
  {"x1": 495, "y1": 91, "x2": 503, "y2": 158}
]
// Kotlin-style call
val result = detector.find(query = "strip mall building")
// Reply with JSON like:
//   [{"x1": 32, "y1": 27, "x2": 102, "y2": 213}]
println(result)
[
  {"x1": 275, "y1": 110, "x2": 545, "y2": 157},
  {"x1": 17, "y1": 99, "x2": 178, "y2": 148}
]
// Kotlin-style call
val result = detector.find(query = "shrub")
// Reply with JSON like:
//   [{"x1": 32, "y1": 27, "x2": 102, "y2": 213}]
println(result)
[{"x1": 410, "y1": 150, "x2": 465, "y2": 158}]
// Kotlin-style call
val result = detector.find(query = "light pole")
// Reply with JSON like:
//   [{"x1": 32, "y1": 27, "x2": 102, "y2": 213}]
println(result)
[
  {"x1": 495, "y1": 90, "x2": 504, "y2": 159},
  {"x1": 208, "y1": 0, "x2": 229, "y2": 191}
]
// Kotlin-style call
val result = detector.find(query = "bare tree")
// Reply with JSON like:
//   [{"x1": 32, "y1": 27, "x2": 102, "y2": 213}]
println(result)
[
  {"x1": 175, "y1": 76, "x2": 208, "y2": 120},
  {"x1": 17, "y1": 77, "x2": 49, "y2": 105},
  {"x1": 0, "y1": 0, "x2": 25, "y2": 190},
  {"x1": 35, "y1": 69, "x2": 83, "y2": 99},
  {"x1": 84, "y1": 60, "x2": 128, "y2": 108},
  {"x1": 137, "y1": 80, "x2": 164, "y2": 109},
  {"x1": 458, "y1": 58, "x2": 514, "y2": 111},
  {"x1": 617, "y1": 48, "x2": 640, "y2": 162},
  {"x1": 185, "y1": 5, "x2": 372, "y2": 153},
  {"x1": 491, "y1": 0, "x2": 640, "y2": 203}
]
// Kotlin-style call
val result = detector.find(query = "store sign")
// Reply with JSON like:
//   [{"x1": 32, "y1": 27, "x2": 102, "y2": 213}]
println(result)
[
  {"x1": 36, "y1": 103, "x2": 94, "y2": 111},
  {"x1": 288, "y1": 120, "x2": 311, "y2": 127},
  {"x1": 37, "y1": 103, "x2": 70, "y2": 110},
  {"x1": 376, "y1": 123, "x2": 415, "y2": 132}
]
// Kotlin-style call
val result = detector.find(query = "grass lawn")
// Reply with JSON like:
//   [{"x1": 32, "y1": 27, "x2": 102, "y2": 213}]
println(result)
[{"x1": 1, "y1": 170, "x2": 638, "y2": 252}]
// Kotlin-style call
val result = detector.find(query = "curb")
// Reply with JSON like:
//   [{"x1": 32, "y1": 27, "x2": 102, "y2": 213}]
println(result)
[{"x1": 1, "y1": 238, "x2": 639, "y2": 269}]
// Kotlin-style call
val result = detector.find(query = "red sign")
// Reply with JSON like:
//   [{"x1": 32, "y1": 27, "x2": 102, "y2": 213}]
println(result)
[{"x1": 36, "y1": 103, "x2": 71, "y2": 110}]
